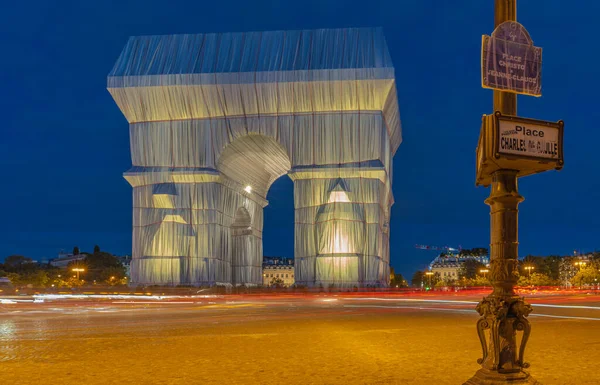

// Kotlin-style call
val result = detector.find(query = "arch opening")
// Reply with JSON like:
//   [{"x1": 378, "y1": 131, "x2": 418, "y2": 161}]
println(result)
[{"x1": 217, "y1": 135, "x2": 292, "y2": 198}]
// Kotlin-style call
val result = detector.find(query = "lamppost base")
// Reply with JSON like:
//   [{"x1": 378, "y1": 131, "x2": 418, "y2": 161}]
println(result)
[{"x1": 464, "y1": 368, "x2": 540, "y2": 385}]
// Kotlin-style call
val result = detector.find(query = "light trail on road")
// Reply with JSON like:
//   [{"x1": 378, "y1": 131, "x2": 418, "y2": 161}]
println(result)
[
  {"x1": 340, "y1": 297, "x2": 600, "y2": 321},
  {"x1": 2, "y1": 292, "x2": 600, "y2": 384}
]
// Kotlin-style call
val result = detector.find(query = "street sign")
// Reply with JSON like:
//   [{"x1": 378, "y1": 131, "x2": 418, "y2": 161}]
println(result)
[
  {"x1": 497, "y1": 115, "x2": 560, "y2": 160},
  {"x1": 482, "y1": 21, "x2": 542, "y2": 96},
  {"x1": 476, "y1": 112, "x2": 563, "y2": 187}
]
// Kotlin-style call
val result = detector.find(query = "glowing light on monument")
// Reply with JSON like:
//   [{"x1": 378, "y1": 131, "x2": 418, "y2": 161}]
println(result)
[
  {"x1": 332, "y1": 227, "x2": 350, "y2": 254},
  {"x1": 328, "y1": 191, "x2": 350, "y2": 203}
]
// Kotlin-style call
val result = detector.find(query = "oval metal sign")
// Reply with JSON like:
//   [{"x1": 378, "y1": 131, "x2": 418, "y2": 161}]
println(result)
[{"x1": 481, "y1": 21, "x2": 542, "y2": 97}]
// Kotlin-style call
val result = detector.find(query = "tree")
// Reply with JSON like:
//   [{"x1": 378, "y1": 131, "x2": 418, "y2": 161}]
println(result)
[
  {"x1": 73, "y1": 246, "x2": 80, "y2": 255},
  {"x1": 459, "y1": 248, "x2": 488, "y2": 257},
  {"x1": 6, "y1": 270, "x2": 49, "y2": 287},
  {"x1": 269, "y1": 277, "x2": 284, "y2": 288},
  {"x1": 458, "y1": 275, "x2": 489, "y2": 287},
  {"x1": 101, "y1": 266, "x2": 127, "y2": 284},
  {"x1": 3, "y1": 255, "x2": 34, "y2": 272},
  {"x1": 571, "y1": 266, "x2": 600, "y2": 288},
  {"x1": 411, "y1": 271, "x2": 425, "y2": 287},
  {"x1": 411, "y1": 271, "x2": 440, "y2": 288},
  {"x1": 428, "y1": 272, "x2": 442, "y2": 288},
  {"x1": 84, "y1": 251, "x2": 125, "y2": 282},
  {"x1": 542, "y1": 256, "x2": 562, "y2": 281},
  {"x1": 458, "y1": 259, "x2": 487, "y2": 280},
  {"x1": 390, "y1": 271, "x2": 407, "y2": 287},
  {"x1": 518, "y1": 272, "x2": 557, "y2": 287},
  {"x1": 559, "y1": 257, "x2": 578, "y2": 286},
  {"x1": 93, "y1": 245, "x2": 101, "y2": 253},
  {"x1": 23, "y1": 270, "x2": 50, "y2": 287},
  {"x1": 389, "y1": 267, "x2": 407, "y2": 287}
]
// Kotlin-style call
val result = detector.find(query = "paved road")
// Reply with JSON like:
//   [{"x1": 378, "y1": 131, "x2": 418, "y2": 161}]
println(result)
[{"x1": 1, "y1": 293, "x2": 599, "y2": 384}]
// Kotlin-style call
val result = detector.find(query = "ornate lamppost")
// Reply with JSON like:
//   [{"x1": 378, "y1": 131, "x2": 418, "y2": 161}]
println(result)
[{"x1": 466, "y1": 0, "x2": 564, "y2": 383}]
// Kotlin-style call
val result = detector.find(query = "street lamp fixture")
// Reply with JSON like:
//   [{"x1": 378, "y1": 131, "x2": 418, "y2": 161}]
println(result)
[
  {"x1": 479, "y1": 269, "x2": 490, "y2": 289},
  {"x1": 574, "y1": 261, "x2": 587, "y2": 289},
  {"x1": 425, "y1": 271, "x2": 434, "y2": 290},
  {"x1": 71, "y1": 268, "x2": 85, "y2": 280},
  {"x1": 524, "y1": 265, "x2": 534, "y2": 278}
]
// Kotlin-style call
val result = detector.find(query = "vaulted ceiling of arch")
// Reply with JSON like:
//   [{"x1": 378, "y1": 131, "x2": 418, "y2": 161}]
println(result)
[{"x1": 217, "y1": 135, "x2": 291, "y2": 198}]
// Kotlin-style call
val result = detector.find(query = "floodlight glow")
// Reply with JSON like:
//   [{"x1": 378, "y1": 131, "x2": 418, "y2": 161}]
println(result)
[
  {"x1": 328, "y1": 191, "x2": 350, "y2": 203},
  {"x1": 244, "y1": 185, "x2": 252, "y2": 193}
]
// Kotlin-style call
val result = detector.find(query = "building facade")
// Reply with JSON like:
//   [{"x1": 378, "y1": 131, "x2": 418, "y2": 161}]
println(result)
[
  {"x1": 50, "y1": 252, "x2": 86, "y2": 269},
  {"x1": 430, "y1": 261, "x2": 462, "y2": 281},
  {"x1": 429, "y1": 254, "x2": 490, "y2": 282},
  {"x1": 262, "y1": 256, "x2": 294, "y2": 287}
]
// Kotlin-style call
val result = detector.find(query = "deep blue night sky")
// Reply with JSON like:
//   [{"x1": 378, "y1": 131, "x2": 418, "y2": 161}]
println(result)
[{"x1": 1, "y1": 1, "x2": 598, "y2": 278}]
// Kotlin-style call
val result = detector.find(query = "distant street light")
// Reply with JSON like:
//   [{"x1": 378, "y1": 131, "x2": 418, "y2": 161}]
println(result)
[
  {"x1": 72, "y1": 268, "x2": 85, "y2": 281},
  {"x1": 479, "y1": 268, "x2": 490, "y2": 289},
  {"x1": 574, "y1": 261, "x2": 587, "y2": 289},
  {"x1": 524, "y1": 265, "x2": 534, "y2": 278},
  {"x1": 425, "y1": 271, "x2": 434, "y2": 289}
]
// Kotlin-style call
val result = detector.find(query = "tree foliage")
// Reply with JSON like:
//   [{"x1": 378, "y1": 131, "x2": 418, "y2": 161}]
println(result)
[
  {"x1": 6, "y1": 270, "x2": 50, "y2": 287},
  {"x1": 390, "y1": 268, "x2": 407, "y2": 287},
  {"x1": 570, "y1": 265, "x2": 600, "y2": 287},
  {"x1": 411, "y1": 271, "x2": 440, "y2": 288},
  {"x1": 3, "y1": 255, "x2": 35, "y2": 272},
  {"x1": 558, "y1": 256, "x2": 579, "y2": 285},
  {"x1": 517, "y1": 272, "x2": 557, "y2": 287},
  {"x1": 457, "y1": 276, "x2": 490, "y2": 287},
  {"x1": 84, "y1": 251, "x2": 126, "y2": 282},
  {"x1": 411, "y1": 271, "x2": 425, "y2": 287},
  {"x1": 459, "y1": 248, "x2": 488, "y2": 257},
  {"x1": 269, "y1": 277, "x2": 285, "y2": 288},
  {"x1": 458, "y1": 259, "x2": 486, "y2": 280},
  {"x1": 1, "y1": 248, "x2": 127, "y2": 288}
]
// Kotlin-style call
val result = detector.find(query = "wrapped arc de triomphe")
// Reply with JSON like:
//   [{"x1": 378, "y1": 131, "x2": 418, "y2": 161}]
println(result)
[{"x1": 107, "y1": 28, "x2": 402, "y2": 288}]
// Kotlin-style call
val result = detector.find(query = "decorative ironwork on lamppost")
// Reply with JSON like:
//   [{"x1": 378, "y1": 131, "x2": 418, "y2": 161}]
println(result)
[{"x1": 466, "y1": 0, "x2": 564, "y2": 383}]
